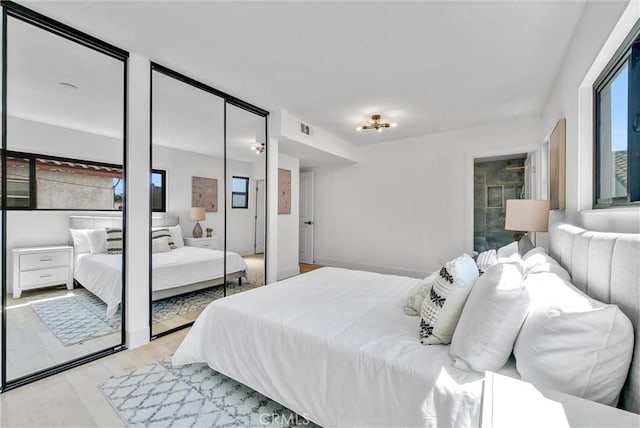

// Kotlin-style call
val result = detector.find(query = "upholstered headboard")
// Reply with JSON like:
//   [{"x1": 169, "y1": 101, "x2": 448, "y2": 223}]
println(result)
[
  {"x1": 549, "y1": 223, "x2": 640, "y2": 414},
  {"x1": 70, "y1": 215, "x2": 123, "y2": 229},
  {"x1": 69, "y1": 215, "x2": 179, "y2": 229}
]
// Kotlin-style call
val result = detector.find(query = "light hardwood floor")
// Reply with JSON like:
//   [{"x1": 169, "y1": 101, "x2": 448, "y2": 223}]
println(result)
[
  {"x1": 0, "y1": 329, "x2": 188, "y2": 428},
  {"x1": 0, "y1": 264, "x2": 313, "y2": 427}
]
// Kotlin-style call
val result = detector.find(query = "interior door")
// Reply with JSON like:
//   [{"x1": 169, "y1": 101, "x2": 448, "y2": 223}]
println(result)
[
  {"x1": 255, "y1": 179, "x2": 265, "y2": 254},
  {"x1": 299, "y1": 171, "x2": 314, "y2": 264}
]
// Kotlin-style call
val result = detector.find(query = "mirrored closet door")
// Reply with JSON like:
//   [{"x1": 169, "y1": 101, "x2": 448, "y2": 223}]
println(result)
[
  {"x1": 2, "y1": 11, "x2": 127, "y2": 383},
  {"x1": 225, "y1": 103, "x2": 267, "y2": 289},
  {"x1": 150, "y1": 66, "x2": 226, "y2": 337}
]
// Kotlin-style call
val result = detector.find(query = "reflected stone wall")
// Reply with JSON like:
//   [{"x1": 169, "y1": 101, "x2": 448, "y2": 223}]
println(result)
[{"x1": 474, "y1": 157, "x2": 526, "y2": 252}]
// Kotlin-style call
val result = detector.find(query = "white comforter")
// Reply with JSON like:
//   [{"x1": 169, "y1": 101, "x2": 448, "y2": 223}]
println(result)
[
  {"x1": 173, "y1": 267, "x2": 519, "y2": 427},
  {"x1": 74, "y1": 247, "x2": 247, "y2": 317}
]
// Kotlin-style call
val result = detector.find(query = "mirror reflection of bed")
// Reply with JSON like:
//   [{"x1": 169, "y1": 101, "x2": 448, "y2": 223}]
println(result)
[
  {"x1": 150, "y1": 68, "x2": 267, "y2": 336},
  {"x1": 3, "y1": 14, "x2": 125, "y2": 381}
]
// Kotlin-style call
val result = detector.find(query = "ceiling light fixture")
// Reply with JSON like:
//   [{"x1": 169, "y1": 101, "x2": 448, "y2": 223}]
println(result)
[
  {"x1": 251, "y1": 142, "x2": 265, "y2": 154},
  {"x1": 58, "y1": 81, "x2": 78, "y2": 90},
  {"x1": 356, "y1": 114, "x2": 397, "y2": 133}
]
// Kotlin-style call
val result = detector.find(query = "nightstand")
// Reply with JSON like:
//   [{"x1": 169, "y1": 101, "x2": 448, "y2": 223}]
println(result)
[
  {"x1": 12, "y1": 245, "x2": 74, "y2": 299},
  {"x1": 184, "y1": 237, "x2": 219, "y2": 250},
  {"x1": 481, "y1": 371, "x2": 639, "y2": 427}
]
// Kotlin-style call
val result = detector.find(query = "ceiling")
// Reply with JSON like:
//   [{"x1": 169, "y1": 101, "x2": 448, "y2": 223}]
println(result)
[{"x1": 18, "y1": 0, "x2": 597, "y2": 146}]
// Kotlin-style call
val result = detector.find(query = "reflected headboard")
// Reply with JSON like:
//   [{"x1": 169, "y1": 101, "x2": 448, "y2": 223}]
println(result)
[
  {"x1": 70, "y1": 215, "x2": 179, "y2": 229},
  {"x1": 70, "y1": 215, "x2": 122, "y2": 229},
  {"x1": 549, "y1": 223, "x2": 640, "y2": 414}
]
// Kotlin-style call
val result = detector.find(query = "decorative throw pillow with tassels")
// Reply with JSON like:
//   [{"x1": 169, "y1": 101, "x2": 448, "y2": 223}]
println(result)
[{"x1": 419, "y1": 253, "x2": 479, "y2": 345}]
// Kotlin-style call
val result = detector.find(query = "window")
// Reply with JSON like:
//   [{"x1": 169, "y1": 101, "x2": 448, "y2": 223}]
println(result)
[
  {"x1": 151, "y1": 169, "x2": 167, "y2": 212},
  {"x1": 1, "y1": 150, "x2": 123, "y2": 210},
  {"x1": 594, "y1": 27, "x2": 640, "y2": 207},
  {"x1": 231, "y1": 176, "x2": 249, "y2": 208}
]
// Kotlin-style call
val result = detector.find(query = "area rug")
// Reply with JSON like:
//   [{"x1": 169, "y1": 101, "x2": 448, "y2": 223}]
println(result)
[
  {"x1": 100, "y1": 356, "x2": 318, "y2": 427},
  {"x1": 32, "y1": 283, "x2": 260, "y2": 347}
]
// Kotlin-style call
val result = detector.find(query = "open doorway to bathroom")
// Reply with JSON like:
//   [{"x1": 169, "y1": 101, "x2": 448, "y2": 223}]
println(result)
[{"x1": 473, "y1": 153, "x2": 530, "y2": 252}]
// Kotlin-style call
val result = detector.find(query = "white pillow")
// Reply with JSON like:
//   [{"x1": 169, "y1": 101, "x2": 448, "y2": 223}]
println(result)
[
  {"x1": 403, "y1": 271, "x2": 437, "y2": 316},
  {"x1": 152, "y1": 236, "x2": 171, "y2": 253},
  {"x1": 87, "y1": 228, "x2": 107, "y2": 254},
  {"x1": 522, "y1": 247, "x2": 570, "y2": 281},
  {"x1": 475, "y1": 249, "x2": 498, "y2": 274},
  {"x1": 449, "y1": 262, "x2": 529, "y2": 372},
  {"x1": 419, "y1": 253, "x2": 479, "y2": 345},
  {"x1": 513, "y1": 272, "x2": 633, "y2": 406},
  {"x1": 69, "y1": 229, "x2": 91, "y2": 254},
  {"x1": 168, "y1": 225, "x2": 185, "y2": 247},
  {"x1": 497, "y1": 241, "x2": 518, "y2": 259}
]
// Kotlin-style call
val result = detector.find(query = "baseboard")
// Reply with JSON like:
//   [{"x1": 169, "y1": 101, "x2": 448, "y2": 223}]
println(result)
[
  {"x1": 278, "y1": 266, "x2": 300, "y2": 280},
  {"x1": 126, "y1": 327, "x2": 150, "y2": 349},
  {"x1": 313, "y1": 257, "x2": 430, "y2": 279}
]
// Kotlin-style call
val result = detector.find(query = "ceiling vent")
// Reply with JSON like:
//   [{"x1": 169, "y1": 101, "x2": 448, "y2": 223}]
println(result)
[{"x1": 300, "y1": 122, "x2": 312, "y2": 136}]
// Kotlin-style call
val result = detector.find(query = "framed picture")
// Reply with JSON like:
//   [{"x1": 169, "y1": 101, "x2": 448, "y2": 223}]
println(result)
[
  {"x1": 549, "y1": 119, "x2": 566, "y2": 210},
  {"x1": 192, "y1": 176, "x2": 218, "y2": 212},
  {"x1": 278, "y1": 168, "x2": 291, "y2": 214}
]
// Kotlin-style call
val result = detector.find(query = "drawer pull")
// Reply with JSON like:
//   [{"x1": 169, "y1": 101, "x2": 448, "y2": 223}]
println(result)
[
  {"x1": 39, "y1": 257, "x2": 53, "y2": 262},
  {"x1": 39, "y1": 273, "x2": 53, "y2": 278}
]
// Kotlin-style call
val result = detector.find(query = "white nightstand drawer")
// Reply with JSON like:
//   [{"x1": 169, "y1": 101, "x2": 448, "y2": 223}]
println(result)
[
  {"x1": 20, "y1": 251, "x2": 69, "y2": 270},
  {"x1": 19, "y1": 266, "x2": 70, "y2": 289}
]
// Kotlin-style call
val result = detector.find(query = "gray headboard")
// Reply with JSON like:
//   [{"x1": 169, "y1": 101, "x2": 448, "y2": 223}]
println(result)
[{"x1": 549, "y1": 223, "x2": 640, "y2": 414}]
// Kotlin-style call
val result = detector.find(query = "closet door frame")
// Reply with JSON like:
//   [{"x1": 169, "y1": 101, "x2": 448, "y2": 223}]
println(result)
[
  {"x1": 0, "y1": 1, "x2": 129, "y2": 392},
  {"x1": 149, "y1": 63, "x2": 269, "y2": 340}
]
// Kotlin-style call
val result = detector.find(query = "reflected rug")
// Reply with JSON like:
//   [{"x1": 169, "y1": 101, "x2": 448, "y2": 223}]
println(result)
[
  {"x1": 100, "y1": 356, "x2": 318, "y2": 427},
  {"x1": 31, "y1": 283, "x2": 260, "y2": 347}
]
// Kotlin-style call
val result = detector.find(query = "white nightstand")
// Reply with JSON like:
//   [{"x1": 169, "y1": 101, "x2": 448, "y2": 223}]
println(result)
[
  {"x1": 12, "y1": 245, "x2": 74, "y2": 299},
  {"x1": 184, "y1": 237, "x2": 219, "y2": 250},
  {"x1": 481, "y1": 371, "x2": 639, "y2": 427}
]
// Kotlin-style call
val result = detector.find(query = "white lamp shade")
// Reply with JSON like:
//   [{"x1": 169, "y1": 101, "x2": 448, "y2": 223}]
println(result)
[
  {"x1": 505, "y1": 199, "x2": 550, "y2": 232},
  {"x1": 189, "y1": 207, "x2": 206, "y2": 221}
]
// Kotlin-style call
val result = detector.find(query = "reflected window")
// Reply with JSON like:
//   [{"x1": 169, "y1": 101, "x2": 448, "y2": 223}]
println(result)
[
  {"x1": 2, "y1": 151, "x2": 123, "y2": 210},
  {"x1": 232, "y1": 176, "x2": 249, "y2": 208},
  {"x1": 152, "y1": 169, "x2": 166, "y2": 212}
]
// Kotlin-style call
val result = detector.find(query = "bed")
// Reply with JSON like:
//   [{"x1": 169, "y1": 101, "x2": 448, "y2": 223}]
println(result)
[
  {"x1": 70, "y1": 215, "x2": 248, "y2": 317},
  {"x1": 173, "y1": 223, "x2": 640, "y2": 426}
]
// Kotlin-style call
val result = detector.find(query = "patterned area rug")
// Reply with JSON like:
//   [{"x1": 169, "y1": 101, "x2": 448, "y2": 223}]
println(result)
[
  {"x1": 32, "y1": 283, "x2": 259, "y2": 347},
  {"x1": 31, "y1": 288, "x2": 121, "y2": 346},
  {"x1": 100, "y1": 356, "x2": 318, "y2": 427}
]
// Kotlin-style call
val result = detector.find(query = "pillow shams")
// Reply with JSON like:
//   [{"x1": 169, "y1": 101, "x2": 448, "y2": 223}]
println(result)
[
  {"x1": 419, "y1": 253, "x2": 478, "y2": 345},
  {"x1": 168, "y1": 225, "x2": 184, "y2": 247},
  {"x1": 87, "y1": 228, "x2": 107, "y2": 254},
  {"x1": 513, "y1": 273, "x2": 633, "y2": 406},
  {"x1": 69, "y1": 229, "x2": 91, "y2": 254},
  {"x1": 449, "y1": 262, "x2": 528, "y2": 372},
  {"x1": 403, "y1": 271, "x2": 437, "y2": 316}
]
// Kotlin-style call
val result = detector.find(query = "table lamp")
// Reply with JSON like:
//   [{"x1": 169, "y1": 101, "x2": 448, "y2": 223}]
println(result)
[
  {"x1": 190, "y1": 207, "x2": 206, "y2": 238},
  {"x1": 505, "y1": 199, "x2": 550, "y2": 246}
]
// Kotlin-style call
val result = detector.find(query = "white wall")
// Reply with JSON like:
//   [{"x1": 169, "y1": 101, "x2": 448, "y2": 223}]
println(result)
[
  {"x1": 153, "y1": 145, "x2": 258, "y2": 255},
  {"x1": 541, "y1": 0, "x2": 640, "y2": 233},
  {"x1": 312, "y1": 117, "x2": 541, "y2": 277},
  {"x1": 277, "y1": 153, "x2": 300, "y2": 279}
]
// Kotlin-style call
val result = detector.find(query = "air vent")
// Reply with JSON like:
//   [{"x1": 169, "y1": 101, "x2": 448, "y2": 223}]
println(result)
[{"x1": 300, "y1": 122, "x2": 311, "y2": 136}]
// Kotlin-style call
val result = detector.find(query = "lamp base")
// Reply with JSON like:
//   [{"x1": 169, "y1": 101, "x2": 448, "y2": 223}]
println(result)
[{"x1": 193, "y1": 221, "x2": 203, "y2": 238}]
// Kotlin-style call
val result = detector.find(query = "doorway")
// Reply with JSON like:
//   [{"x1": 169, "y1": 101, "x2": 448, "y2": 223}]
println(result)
[
  {"x1": 299, "y1": 171, "x2": 314, "y2": 264},
  {"x1": 473, "y1": 154, "x2": 528, "y2": 252}
]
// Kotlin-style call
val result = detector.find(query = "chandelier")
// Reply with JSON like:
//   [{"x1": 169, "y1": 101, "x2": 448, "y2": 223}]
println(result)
[
  {"x1": 356, "y1": 114, "x2": 397, "y2": 132},
  {"x1": 251, "y1": 142, "x2": 265, "y2": 154}
]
